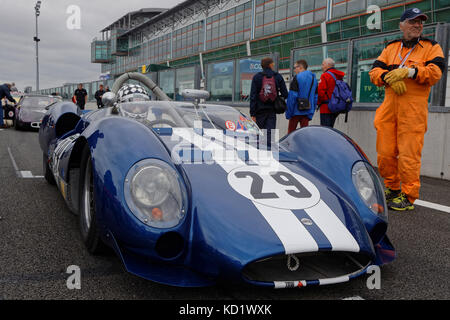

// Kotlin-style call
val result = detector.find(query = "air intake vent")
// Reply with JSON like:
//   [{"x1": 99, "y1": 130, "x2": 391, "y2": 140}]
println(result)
[{"x1": 243, "y1": 251, "x2": 371, "y2": 283}]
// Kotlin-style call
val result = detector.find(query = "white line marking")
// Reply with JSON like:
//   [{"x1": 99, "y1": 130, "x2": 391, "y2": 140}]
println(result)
[
  {"x1": 414, "y1": 200, "x2": 450, "y2": 214},
  {"x1": 7, "y1": 147, "x2": 20, "y2": 173},
  {"x1": 20, "y1": 171, "x2": 34, "y2": 178},
  {"x1": 342, "y1": 296, "x2": 365, "y2": 300},
  {"x1": 7, "y1": 147, "x2": 44, "y2": 179},
  {"x1": 19, "y1": 171, "x2": 44, "y2": 179}
]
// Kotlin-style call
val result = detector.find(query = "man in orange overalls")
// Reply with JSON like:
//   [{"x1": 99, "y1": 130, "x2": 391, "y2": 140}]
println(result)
[{"x1": 369, "y1": 8, "x2": 445, "y2": 211}]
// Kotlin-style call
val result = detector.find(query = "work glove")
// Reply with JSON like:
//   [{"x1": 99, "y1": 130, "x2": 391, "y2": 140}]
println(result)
[
  {"x1": 390, "y1": 80, "x2": 407, "y2": 96},
  {"x1": 384, "y1": 68, "x2": 415, "y2": 85}
]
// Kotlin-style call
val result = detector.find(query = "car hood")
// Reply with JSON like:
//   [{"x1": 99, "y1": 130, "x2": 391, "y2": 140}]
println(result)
[{"x1": 159, "y1": 128, "x2": 376, "y2": 279}]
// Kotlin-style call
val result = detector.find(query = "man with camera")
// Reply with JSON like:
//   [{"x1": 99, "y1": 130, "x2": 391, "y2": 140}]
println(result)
[{"x1": 285, "y1": 60, "x2": 318, "y2": 134}]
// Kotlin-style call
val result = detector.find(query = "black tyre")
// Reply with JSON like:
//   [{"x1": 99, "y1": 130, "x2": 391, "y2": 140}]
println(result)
[
  {"x1": 78, "y1": 144, "x2": 106, "y2": 254},
  {"x1": 43, "y1": 153, "x2": 56, "y2": 185}
]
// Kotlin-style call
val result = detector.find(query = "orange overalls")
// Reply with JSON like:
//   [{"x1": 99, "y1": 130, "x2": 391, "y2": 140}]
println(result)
[{"x1": 369, "y1": 37, "x2": 444, "y2": 203}]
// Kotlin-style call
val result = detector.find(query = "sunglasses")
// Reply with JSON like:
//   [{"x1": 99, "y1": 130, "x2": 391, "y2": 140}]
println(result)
[{"x1": 406, "y1": 19, "x2": 424, "y2": 25}]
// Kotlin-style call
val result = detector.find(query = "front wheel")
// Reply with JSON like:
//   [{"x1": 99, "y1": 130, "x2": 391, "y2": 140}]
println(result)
[{"x1": 79, "y1": 145, "x2": 106, "y2": 254}]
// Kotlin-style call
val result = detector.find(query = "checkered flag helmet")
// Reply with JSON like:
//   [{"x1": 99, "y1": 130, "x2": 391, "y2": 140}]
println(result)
[{"x1": 117, "y1": 84, "x2": 150, "y2": 103}]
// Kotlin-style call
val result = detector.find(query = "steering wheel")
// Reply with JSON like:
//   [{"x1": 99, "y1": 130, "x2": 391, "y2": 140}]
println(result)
[{"x1": 146, "y1": 119, "x2": 178, "y2": 128}]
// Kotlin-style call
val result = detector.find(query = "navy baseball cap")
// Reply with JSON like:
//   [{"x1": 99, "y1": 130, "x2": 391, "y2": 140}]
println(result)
[{"x1": 400, "y1": 8, "x2": 428, "y2": 22}]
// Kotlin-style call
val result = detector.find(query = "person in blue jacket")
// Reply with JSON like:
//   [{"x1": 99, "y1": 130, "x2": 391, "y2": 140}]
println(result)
[
  {"x1": 0, "y1": 83, "x2": 17, "y2": 128},
  {"x1": 286, "y1": 60, "x2": 318, "y2": 134}
]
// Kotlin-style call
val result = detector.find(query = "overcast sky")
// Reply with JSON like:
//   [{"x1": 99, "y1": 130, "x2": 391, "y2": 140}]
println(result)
[{"x1": 0, "y1": 0, "x2": 184, "y2": 91}]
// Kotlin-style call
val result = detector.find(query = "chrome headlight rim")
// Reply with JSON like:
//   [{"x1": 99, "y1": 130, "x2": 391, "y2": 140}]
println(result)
[
  {"x1": 351, "y1": 161, "x2": 387, "y2": 219},
  {"x1": 124, "y1": 158, "x2": 188, "y2": 229}
]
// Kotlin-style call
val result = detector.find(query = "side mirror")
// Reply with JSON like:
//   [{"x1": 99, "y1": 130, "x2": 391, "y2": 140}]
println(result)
[
  {"x1": 102, "y1": 92, "x2": 116, "y2": 107},
  {"x1": 181, "y1": 89, "x2": 210, "y2": 101}
]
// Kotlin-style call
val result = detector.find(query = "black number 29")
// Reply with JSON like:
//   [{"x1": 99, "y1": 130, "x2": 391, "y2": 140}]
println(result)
[{"x1": 234, "y1": 171, "x2": 312, "y2": 200}]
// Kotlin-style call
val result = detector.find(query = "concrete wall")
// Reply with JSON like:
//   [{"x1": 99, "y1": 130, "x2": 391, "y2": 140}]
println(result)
[{"x1": 235, "y1": 106, "x2": 450, "y2": 181}]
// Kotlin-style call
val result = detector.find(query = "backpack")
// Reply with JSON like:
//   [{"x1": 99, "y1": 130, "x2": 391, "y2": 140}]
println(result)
[
  {"x1": 326, "y1": 71, "x2": 353, "y2": 115},
  {"x1": 259, "y1": 73, "x2": 278, "y2": 103}
]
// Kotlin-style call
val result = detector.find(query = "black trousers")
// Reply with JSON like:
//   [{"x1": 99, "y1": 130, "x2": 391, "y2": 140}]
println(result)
[
  {"x1": 255, "y1": 112, "x2": 277, "y2": 148},
  {"x1": 320, "y1": 113, "x2": 339, "y2": 128}
]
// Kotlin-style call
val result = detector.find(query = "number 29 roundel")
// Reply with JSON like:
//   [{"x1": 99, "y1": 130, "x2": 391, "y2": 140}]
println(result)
[{"x1": 227, "y1": 166, "x2": 320, "y2": 210}]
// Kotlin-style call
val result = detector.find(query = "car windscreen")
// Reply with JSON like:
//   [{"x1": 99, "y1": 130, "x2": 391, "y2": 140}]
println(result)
[
  {"x1": 21, "y1": 96, "x2": 61, "y2": 109},
  {"x1": 120, "y1": 102, "x2": 188, "y2": 128},
  {"x1": 175, "y1": 104, "x2": 259, "y2": 133},
  {"x1": 119, "y1": 102, "x2": 259, "y2": 133}
]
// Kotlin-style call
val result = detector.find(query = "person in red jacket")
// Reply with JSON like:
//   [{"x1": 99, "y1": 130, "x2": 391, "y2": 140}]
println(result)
[{"x1": 317, "y1": 58, "x2": 346, "y2": 127}]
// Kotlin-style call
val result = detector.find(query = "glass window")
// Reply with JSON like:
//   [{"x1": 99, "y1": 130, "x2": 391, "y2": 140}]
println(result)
[
  {"x1": 256, "y1": 0, "x2": 264, "y2": 13},
  {"x1": 175, "y1": 67, "x2": 196, "y2": 101},
  {"x1": 332, "y1": 1, "x2": 347, "y2": 19},
  {"x1": 350, "y1": 30, "x2": 401, "y2": 103},
  {"x1": 293, "y1": 41, "x2": 349, "y2": 81},
  {"x1": 286, "y1": 15, "x2": 299, "y2": 30},
  {"x1": 236, "y1": 19, "x2": 244, "y2": 32},
  {"x1": 314, "y1": 7, "x2": 326, "y2": 23},
  {"x1": 275, "y1": 5, "x2": 287, "y2": 20},
  {"x1": 300, "y1": 12, "x2": 314, "y2": 25},
  {"x1": 244, "y1": 15, "x2": 251, "y2": 29},
  {"x1": 235, "y1": 31, "x2": 244, "y2": 43},
  {"x1": 264, "y1": 23, "x2": 275, "y2": 35},
  {"x1": 256, "y1": 12, "x2": 264, "y2": 26},
  {"x1": 265, "y1": 0, "x2": 275, "y2": 10},
  {"x1": 212, "y1": 27, "x2": 219, "y2": 40},
  {"x1": 227, "y1": 22, "x2": 235, "y2": 37},
  {"x1": 264, "y1": 9, "x2": 275, "y2": 24},
  {"x1": 159, "y1": 70, "x2": 175, "y2": 100},
  {"x1": 227, "y1": 7, "x2": 235, "y2": 23},
  {"x1": 207, "y1": 60, "x2": 234, "y2": 101},
  {"x1": 301, "y1": 0, "x2": 314, "y2": 12},
  {"x1": 346, "y1": 0, "x2": 366, "y2": 15},
  {"x1": 235, "y1": 57, "x2": 264, "y2": 101},
  {"x1": 275, "y1": 20, "x2": 286, "y2": 33}
]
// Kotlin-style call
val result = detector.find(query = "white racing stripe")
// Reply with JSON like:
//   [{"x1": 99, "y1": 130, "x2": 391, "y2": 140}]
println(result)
[
  {"x1": 253, "y1": 203, "x2": 318, "y2": 254},
  {"x1": 172, "y1": 128, "x2": 359, "y2": 255},
  {"x1": 172, "y1": 128, "x2": 245, "y2": 173},
  {"x1": 305, "y1": 200, "x2": 360, "y2": 252},
  {"x1": 173, "y1": 128, "x2": 317, "y2": 253},
  {"x1": 205, "y1": 129, "x2": 360, "y2": 253}
]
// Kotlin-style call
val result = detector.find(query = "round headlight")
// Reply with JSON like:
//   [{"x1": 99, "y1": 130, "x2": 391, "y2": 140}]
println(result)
[
  {"x1": 352, "y1": 161, "x2": 387, "y2": 218},
  {"x1": 125, "y1": 159, "x2": 188, "y2": 228},
  {"x1": 131, "y1": 166, "x2": 172, "y2": 207}
]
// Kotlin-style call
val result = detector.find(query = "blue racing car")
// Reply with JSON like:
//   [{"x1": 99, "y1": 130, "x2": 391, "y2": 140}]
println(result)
[{"x1": 39, "y1": 73, "x2": 395, "y2": 288}]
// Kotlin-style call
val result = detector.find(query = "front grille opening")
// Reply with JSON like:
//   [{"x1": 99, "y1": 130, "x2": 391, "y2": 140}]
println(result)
[
  {"x1": 243, "y1": 252, "x2": 371, "y2": 282},
  {"x1": 155, "y1": 232, "x2": 184, "y2": 259}
]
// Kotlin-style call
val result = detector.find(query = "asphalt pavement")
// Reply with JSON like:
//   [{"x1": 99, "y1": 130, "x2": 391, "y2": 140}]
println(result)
[{"x1": 0, "y1": 123, "x2": 449, "y2": 300}]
